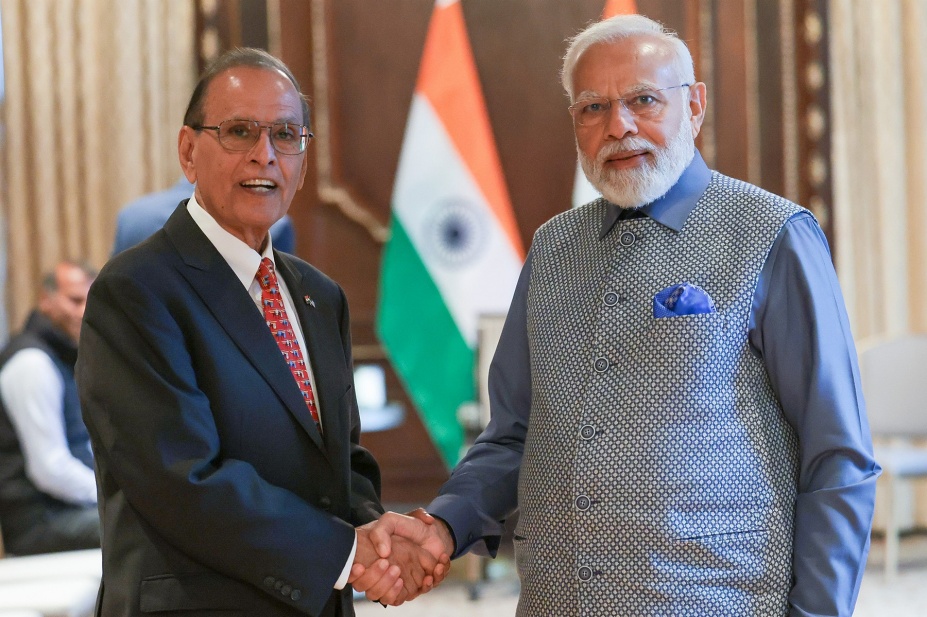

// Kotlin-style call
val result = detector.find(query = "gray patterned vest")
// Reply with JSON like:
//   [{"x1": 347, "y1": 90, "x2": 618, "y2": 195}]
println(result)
[{"x1": 516, "y1": 173, "x2": 804, "y2": 616}]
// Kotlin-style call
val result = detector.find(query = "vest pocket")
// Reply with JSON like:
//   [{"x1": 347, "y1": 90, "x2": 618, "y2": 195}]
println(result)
[{"x1": 662, "y1": 507, "x2": 793, "y2": 590}]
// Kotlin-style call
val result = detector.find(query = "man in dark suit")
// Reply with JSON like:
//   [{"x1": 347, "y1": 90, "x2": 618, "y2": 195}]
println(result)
[{"x1": 77, "y1": 48, "x2": 444, "y2": 617}]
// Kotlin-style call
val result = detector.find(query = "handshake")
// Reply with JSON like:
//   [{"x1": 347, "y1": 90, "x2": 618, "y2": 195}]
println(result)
[{"x1": 350, "y1": 509, "x2": 455, "y2": 606}]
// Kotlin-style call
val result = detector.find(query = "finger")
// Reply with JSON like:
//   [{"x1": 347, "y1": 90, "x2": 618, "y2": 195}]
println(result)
[
  {"x1": 379, "y1": 512, "x2": 430, "y2": 546},
  {"x1": 375, "y1": 572, "x2": 406, "y2": 606},
  {"x1": 347, "y1": 563, "x2": 365, "y2": 584},
  {"x1": 406, "y1": 507, "x2": 435, "y2": 525},
  {"x1": 414, "y1": 544, "x2": 438, "y2": 581},
  {"x1": 389, "y1": 586, "x2": 409, "y2": 607},
  {"x1": 351, "y1": 559, "x2": 388, "y2": 593},
  {"x1": 432, "y1": 562, "x2": 447, "y2": 585},
  {"x1": 365, "y1": 513, "x2": 408, "y2": 558}
]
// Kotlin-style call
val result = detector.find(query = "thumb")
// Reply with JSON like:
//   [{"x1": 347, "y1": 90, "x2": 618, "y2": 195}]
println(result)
[{"x1": 406, "y1": 507, "x2": 435, "y2": 525}]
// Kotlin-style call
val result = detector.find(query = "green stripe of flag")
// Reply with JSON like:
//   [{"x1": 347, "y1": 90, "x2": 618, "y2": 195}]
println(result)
[{"x1": 377, "y1": 215, "x2": 472, "y2": 467}]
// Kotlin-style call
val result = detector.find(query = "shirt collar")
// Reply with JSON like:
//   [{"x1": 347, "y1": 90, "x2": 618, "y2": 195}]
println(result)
[
  {"x1": 599, "y1": 148, "x2": 712, "y2": 239},
  {"x1": 186, "y1": 194, "x2": 275, "y2": 289}
]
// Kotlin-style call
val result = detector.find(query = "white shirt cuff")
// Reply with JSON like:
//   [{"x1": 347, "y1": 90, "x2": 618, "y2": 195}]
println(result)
[{"x1": 334, "y1": 533, "x2": 358, "y2": 590}]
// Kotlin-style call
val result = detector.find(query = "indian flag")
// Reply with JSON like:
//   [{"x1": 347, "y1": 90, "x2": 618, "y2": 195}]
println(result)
[
  {"x1": 377, "y1": 0, "x2": 524, "y2": 467},
  {"x1": 573, "y1": 0, "x2": 639, "y2": 208}
]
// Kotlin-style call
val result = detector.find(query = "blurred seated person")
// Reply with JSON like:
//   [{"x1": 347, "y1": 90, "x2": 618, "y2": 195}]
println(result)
[
  {"x1": 0, "y1": 260, "x2": 100, "y2": 555},
  {"x1": 111, "y1": 177, "x2": 296, "y2": 255}
]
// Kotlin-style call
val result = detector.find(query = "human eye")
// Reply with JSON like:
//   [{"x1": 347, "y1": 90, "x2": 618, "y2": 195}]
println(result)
[
  {"x1": 581, "y1": 99, "x2": 608, "y2": 114},
  {"x1": 626, "y1": 91, "x2": 663, "y2": 115},
  {"x1": 222, "y1": 120, "x2": 254, "y2": 140},
  {"x1": 273, "y1": 124, "x2": 298, "y2": 142},
  {"x1": 629, "y1": 92, "x2": 659, "y2": 107}
]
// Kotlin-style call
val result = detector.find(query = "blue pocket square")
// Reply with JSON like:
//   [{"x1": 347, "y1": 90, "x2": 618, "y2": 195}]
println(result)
[{"x1": 653, "y1": 283, "x2": 715, "y2": 318}]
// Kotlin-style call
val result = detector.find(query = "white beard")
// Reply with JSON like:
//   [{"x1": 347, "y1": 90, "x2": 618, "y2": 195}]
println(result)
[{"x1": 578, "y1": 113, "x2": 695, "y2": 210}]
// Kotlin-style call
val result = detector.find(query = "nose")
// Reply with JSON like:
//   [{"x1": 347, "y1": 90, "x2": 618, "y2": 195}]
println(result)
[
  {"x1": 248, "y1": 126, "x2": 278, "y2": 164},
  {"x1": 604, "y1": 99, "x2": 638, "y2": 140}
]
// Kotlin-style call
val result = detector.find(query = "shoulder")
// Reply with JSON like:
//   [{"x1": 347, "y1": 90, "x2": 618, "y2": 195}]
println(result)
[
  {"x1": 276, "y1": 252, "x2": 344, "y2": 300},
  {"x1": 533, "y1": 199, "x2": 607, "y2": 248},
  {"x1": 707, "y1": 172, "x2": 808, "y2": 219},
  {"x1": 0, "y1": 348, "x2": 61, "y2": 389}
]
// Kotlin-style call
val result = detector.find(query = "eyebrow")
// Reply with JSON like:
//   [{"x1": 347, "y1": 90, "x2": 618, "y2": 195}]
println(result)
[
  {"x1": 225, "y1": 116, "x2": 304, "y2": 125},
  {"x1": 575, "y1": 83, "x2": 663, "y2": 100}
]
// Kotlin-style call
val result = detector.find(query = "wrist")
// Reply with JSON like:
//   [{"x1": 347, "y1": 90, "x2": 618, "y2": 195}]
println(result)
[{"x1": 431, "y1": 516, "x2": 456, "y2": 556}]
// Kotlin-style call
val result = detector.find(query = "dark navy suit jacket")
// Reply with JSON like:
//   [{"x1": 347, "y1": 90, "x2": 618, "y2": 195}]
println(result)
[{"x1": 78, "y1": 204, "x2": 381, "y2": 616}]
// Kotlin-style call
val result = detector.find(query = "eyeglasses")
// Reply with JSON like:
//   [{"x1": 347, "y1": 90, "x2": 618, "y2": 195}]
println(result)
[
  {"x1": 191, "y1": 119, "x2": 313, "y2": 155},
  {"x1": 568, "y1": 84, "x2": 691, "y2": 126}
]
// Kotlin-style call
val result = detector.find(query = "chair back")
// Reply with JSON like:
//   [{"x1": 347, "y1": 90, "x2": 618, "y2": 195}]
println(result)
[{"x1": 859, "y1": 334, "x2": 927, "y2": 437}]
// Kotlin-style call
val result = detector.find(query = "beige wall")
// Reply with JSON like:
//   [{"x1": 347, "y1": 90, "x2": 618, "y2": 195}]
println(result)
[{"x1": 0, "y1": 0, "x2": 195, "y2": 329}]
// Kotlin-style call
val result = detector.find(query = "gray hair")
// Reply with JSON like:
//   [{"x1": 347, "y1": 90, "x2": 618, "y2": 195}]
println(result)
[{"x1": 561, "y1": 14, "x2": 695, "y2": 101}]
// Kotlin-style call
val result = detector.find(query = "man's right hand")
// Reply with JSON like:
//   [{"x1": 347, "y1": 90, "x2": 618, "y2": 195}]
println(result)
[
  {"x1": 366, "y1": 510, "x2": 454, "y2": 570},
  {"x1": 350, "y1": 510, "x2": 454, "y2": 605},
  {"x1": 351, "y1": 523, "x2": 444, "y2": 605}
]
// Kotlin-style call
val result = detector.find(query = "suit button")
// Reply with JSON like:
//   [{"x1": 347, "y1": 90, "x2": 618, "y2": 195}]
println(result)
[
  {"x1": 603, "y1": 291, "x2": 620, "y2": 306},
  {"x1": 575, "y1": 495, "x2": 591, "y2": 511},
  {"x1": 290, "y1": 589, "x2": 302, "y2": 601},
  {"x1": 320, "y1": 496, "x2": 332, "y2": 510},
  {"x1": 594, "y1": 357, "x2": 609, "y2": 372},
  {"x1": 578, "y1": 566, "x2": 593, "y2": 581},
  {"x1": 619, "y1": 231, "x2": 636, "y2": 247},
  {"x1": 281, "y1": 584, "x2": 292, "y2": 596},
  {"x1": 579, "y1": 425, "x2": 596, "y2": 440},
  {"x1": 274, "y1": 580, "x2": 284, "y2": 590},
  {"x1": 263, "y1": 576, "x2": 276, "y2": 588}
]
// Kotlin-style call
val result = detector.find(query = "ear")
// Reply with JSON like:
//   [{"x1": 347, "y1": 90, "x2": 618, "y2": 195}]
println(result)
[
  {"x1": 178, "y1": 126, "x2": 198, "y2": 184},
  {"x1": 688, "y1": 82, "x2": 708, "y2": 138}
]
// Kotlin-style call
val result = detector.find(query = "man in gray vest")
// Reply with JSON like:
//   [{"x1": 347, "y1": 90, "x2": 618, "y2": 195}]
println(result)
[
  {"x1": 368, "y1": 13, "x2": 880, "y2": 617},
  {"x1": 0, "y1": 260, "x2": 99, "y2": 555}
]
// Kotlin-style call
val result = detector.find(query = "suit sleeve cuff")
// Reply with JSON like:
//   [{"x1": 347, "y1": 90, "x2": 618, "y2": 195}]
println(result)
[{"x1": 334, "y1": 533, "x2": 357, "y2": 590}]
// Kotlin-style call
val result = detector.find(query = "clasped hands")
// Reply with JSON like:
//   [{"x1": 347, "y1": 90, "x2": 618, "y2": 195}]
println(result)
[{"x1": 350, "y1": 509, "x2": 454, "y2": 606}]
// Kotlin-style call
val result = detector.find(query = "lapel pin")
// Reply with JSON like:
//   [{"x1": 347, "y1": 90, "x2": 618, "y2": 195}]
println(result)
[{"x1": 304, "y1": 295, "x2": 315, "y2": 308}]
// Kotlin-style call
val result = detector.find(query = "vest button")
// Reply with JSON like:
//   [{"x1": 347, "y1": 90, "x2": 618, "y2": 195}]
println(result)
[
  {"x1": 603, "y1": 291, "x2": 619, "y2": 306},
  {"x1": 320, "y1": 496, "x2": 332, "y2": 510},
  {"x1": 619, "y1": 231, "x2": 636, "y2": 247},
  {"x1": 580, "y1": 425, "x2": 596, "y2": 440},
  {"x1": 594, "y1": 357, "x2": 609, "y2": 372},
  {"x1": 578, "y1": 566, "x2": 593, "y2": 581},
  {"x1": 575, "y1": 495, "x2": 591, "y2": 511}
]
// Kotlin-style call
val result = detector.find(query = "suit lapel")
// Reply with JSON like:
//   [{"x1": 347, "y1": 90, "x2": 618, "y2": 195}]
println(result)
[
  {"x1": 163, "y1": 207, "x2": 328, "y2": 456},
  {"x1": 274, "y1": 253, "x2": 349, "y2": 453}
]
